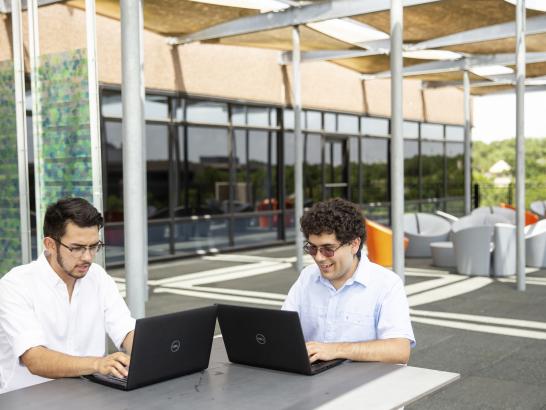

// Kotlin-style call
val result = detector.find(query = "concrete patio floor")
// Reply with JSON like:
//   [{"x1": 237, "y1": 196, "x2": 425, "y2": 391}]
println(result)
[{"x1": 110, "y1": 245, "x2": 546, "y2": 409}]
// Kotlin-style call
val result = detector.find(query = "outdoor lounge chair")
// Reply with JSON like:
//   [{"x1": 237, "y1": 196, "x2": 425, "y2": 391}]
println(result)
[
  {"x1": 365, "y1": 219, "x2": 409, "y2": 267},
  {"x1": 525, "y1": 219, "x2": 546, "y2": 268},
  {"x1": 530, "y1": 200, "x2": 546, "y2": 218},
  {"x1": 493, "y1": 223, "x2": 516, "y2": 277},
  {"x1": 453, "y1": 225, "x2": 494, "y2": 276},
  {"x1": 404, "y1": 213, "x2": 451, "y2": 258}
]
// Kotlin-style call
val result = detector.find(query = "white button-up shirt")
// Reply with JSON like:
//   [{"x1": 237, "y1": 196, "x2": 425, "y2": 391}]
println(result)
[
  {"x1": 0, "y1": 253, "x2": 136, "y2": 393},
  {"x1": 282, "y1": 255, "x2": 415, "y2": 347}
]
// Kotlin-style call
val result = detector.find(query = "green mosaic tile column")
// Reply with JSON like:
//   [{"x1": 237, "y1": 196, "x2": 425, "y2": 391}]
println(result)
[
  {"x1": 36, "y1": 49, "x2": 93, "y2": 224},
  {"x1": 0, "y1": 61, "x2": 22, "y2": 276}
]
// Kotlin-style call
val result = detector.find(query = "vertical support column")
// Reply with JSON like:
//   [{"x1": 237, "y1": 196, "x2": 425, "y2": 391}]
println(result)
[
  {"x1": 463, "y1": 69, "x2": 471, "y2": 215},
  {"x1": 85, "y1": 0, "x2": 105, "y2": 267},
  {"x1": 138, "y1": 4, "x2": 148, "y2": 302},
  {"x1": 121, "y1": 0, "x2": 146, "y2": 317},
  {"x1": 390, "y1": 0, "x2": 404, "y2": 281},
  {"x1": 12, "y1": 0, "x2": 31, "y2": 263},
  {"x1": 28, "y1": 0, "x2": 43, "y2": 253},
  {"x1": 515, "y1": 0, "x2": 526, "y2": 291},
  {"x1": 292, "y1": 25, "x2": 304, "y2": 274}
]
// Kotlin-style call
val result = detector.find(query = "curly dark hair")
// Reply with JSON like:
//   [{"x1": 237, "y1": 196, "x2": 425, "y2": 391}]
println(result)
[
  {"x1": 43, "y1": 197, "x2": 104, "y2": 239},
  {"x1": 300, "y1": 198, "x2": 365, "y2": 255}
]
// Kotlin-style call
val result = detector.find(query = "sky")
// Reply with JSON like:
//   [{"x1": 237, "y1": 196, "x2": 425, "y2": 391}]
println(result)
[{"x1": 472, "y1": 89, "x2": 546, "y2": 143}]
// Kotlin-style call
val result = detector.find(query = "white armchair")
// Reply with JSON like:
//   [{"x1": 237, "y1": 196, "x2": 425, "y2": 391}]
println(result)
[
  {"x1": 404, "y1": 213, "x2": 451, "y2": 258},
  {"x1": 453, "y1": 225, "x2": 494, "y2": 276},
  {"x1": 525, "y1": 219, "x2": 546, "y2": 268}
]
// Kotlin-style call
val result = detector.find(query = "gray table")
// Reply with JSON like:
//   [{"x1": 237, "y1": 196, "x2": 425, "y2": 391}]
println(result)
[{"x1": 0, "y1": 337, "x2": 459, "y2": 410}]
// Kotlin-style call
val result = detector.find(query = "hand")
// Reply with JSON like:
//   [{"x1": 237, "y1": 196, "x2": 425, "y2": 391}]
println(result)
[
  {"x1": 306, "y1": 341, "x2": 340, "y2": 363},
  {"x1": 94, "y1": 352, "x2": 130, "y2": 378}
]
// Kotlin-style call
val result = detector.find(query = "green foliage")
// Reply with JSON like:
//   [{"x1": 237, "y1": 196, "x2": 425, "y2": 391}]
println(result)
[{"x1": 472, "y1": 138, "x2": 546, "y2": 207}]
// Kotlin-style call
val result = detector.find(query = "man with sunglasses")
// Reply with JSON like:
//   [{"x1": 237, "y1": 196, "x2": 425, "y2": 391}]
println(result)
[
  {"x1": 0, "y1": 198, "x2": 135, "y2": 393},
  {"x1": 282, "y1": 198, "x2": 415, "y2": 365}
]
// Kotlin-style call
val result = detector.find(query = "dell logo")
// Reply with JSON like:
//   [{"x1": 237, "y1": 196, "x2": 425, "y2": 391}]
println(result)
[
  {"x1": 255, "y1": 333, "x2": 266, "y2": 345},
  {"x1": 171, "y1": 339, "x2": 181, "y2": 352}
]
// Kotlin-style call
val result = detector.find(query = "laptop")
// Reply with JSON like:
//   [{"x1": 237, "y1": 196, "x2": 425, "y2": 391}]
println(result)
[
  {"x1": 217, "y1": 304, "x2": 344, "y2": 376},
  {"x1": 84, "y1": 305, "x2": 217, "y2": 390}
]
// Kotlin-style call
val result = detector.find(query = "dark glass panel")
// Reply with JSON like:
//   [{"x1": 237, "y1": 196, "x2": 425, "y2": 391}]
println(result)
[
  {"x1": 421, "y1": 141, "x2": 445, "y2": 199},
  {"x1": 362, "y1": 137, "x2": 388, "y2": 203}
]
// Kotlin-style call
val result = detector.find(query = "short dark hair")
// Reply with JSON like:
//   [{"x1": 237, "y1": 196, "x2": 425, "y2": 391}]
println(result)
[
  {"x1": 43, "y1": 197, "x2": 104, "y2": 239},
  {"x1": 300, "y1": 198, "x2": 365, "y2": 255}
]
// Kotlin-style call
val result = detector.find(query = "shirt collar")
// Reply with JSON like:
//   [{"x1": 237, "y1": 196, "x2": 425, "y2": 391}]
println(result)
[
  {"x1": 313, "y1": 255, "x2": 372, "y2": 289},
  {"x1": 38, "y1": 252, "x2": 65, "y2": 288}
]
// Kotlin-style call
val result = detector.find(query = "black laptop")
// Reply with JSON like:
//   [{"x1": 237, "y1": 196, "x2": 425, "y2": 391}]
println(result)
[
  {"x1": 217, "y1": 304, "x2": 344, "y2": 376},
  {"x1": 85, "y1": 305, "x2": 217, "y2": 390}
]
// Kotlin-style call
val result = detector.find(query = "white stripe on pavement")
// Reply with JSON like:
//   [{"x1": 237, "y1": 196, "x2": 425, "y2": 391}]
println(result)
[
  {"x1": 408, "y1": 277, "x2": 493, "y2": 307},
  {"x1": 411, "y1": 316, "x2": 546, "y2": 340},
  {"x1": 154, "y1": 287, "x2": 283, "y2": 307}
]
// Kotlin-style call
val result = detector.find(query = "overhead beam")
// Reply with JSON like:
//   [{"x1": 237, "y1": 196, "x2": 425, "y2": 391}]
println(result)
[
  {"x1": 373, "y1": 51, "x2": 546, "y2": 78},
  {"x1": 0, "y1": 0, "x2": 63, "y2": 12},
  {"x1": 167, "y1": 0, "x2": 439, "y2": 45},
  {"x1": 410, "y1": 14, "x2": 546, "y2": 51},
  {"x1": 280, "y1": 48, "x2": 386, "y2": 64}
]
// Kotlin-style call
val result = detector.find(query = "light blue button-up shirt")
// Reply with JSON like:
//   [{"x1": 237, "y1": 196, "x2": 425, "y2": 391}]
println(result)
[{"x1": 282, "y1": 255, "x2": 415, "y2": 347}]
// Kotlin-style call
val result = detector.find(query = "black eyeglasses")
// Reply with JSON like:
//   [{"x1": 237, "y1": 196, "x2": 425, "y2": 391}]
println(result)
[
  {"x1": 54, "y1": 239, "x2": 105, "y2": 257},
  {"x1": 303, "y1": 242, "x2": 347, "y2": 258}
]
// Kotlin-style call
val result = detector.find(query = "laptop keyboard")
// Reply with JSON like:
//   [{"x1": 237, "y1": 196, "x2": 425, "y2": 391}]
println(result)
[
  {"x1": 310, "y1": 359, "x2": 344, "y2": 374},
  {"x1": 90, "y1": 373, "x2": 128, "y2": 386}
]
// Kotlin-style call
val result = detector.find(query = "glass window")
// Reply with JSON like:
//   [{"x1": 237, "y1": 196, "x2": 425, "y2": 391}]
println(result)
[
  {"x1": 284, "y1": 132, "x2": 295, "y2": 205},
  {"x1": 421, "y1": 141, "x2": 445, "y2": 199},
  {"x1": 101, "y1": 90, "x2": 122, "y2": 117},
  {"x1": 146, "y1": 124, "x2": 170, "y2": 216},
  {"x1": 145, "y1": 95, "x2": 169, "y2": 119},
  {"x1": 304, "y1": 133, "x2": 322, "y2": 205},
  {"x1": 421, "y1": 123, "x2": 444, "y2": 140},
  {"x1": 446, "y1": 125, "x2": 464, "y2": 141},
  {"x1": 362, "y1": 117, "x2": 389, "y2": 137},
  {"x1": 404, "y1": 140, "x2": 419, "y2": 200},
  {"x1": 338, "y1": 114, "x2": 359, "y2": 134},
  {"x1": 362, "y1": 137, "x2": 389, "y2": 203},
  {"x1": 247, "y1": 106, "x2": 270, "y2": 127},
  {"x1": 187, "y1": 101, "x2": 228, "y2": 124},
  {"x1": 324, "y1": 113, "x2": 336, "y2": 132},
  {"x1": 103, "y1": 120, "x2": 124, "y2": 222},
  {"x1": 175, "y1": 98, "x2": 185, "y2": 121},
  {"x1": 349, "y1": 137, "x2": 360, "y2": 204},
  {"x1": 186, "y1": 126, "x2": 229, "y2": 213},
  {"x1": 305, "y1": 111, "x2": 322, "y2": 130},
  {"x1": 234, "y1": 129, "x2": 277, "y2": 210},
  {"x1": 232, "y1": 105, "x2": 246, "y2": 125},
  {"x1": 446, "y1": 142, "x2": 464, "y2": 197},
  {"x1": 284, "y1": 109, "x2": 294, "y2": 129},
  {"x1": 403, "y1": 121, "x2": 419, "y2": 139}
]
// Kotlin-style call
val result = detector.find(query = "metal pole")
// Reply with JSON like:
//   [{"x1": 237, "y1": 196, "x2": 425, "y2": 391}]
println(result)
[
  {"x1": 121, "y1": 0, "x2": 146, "y2": 317},
  {"x1": 138, "y1": 3, "x2": 149, "y2": 302},
  {"x1": 390, "y1": 0, "x2": 404, "y2": 281},
  {"x1": 292, "y1": 25, "x2": 304, "y2": 274},
  {"x1": 463, "y1": 69, "x2": 472, "y2": 215},
  {"x1": 515, "y1": 0, "x2": 526, "y2": 291},
  {"x1": 85, "y1": 0, "x2": 105, "y2": 267},
  {"x1": 11, "y1": 0, "x2": 32, "y2": 264},
  {"x1": 28, "y1": 0, "x2": 43, "y2": 253}
]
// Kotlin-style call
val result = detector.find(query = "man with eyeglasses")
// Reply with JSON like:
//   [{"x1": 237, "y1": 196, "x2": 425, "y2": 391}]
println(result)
[
  {"x1": 282, "y1": 198, "x2": 415, "y2": 365},
  {"x1": 0, "y1": 197, "x2": 135, "y2": 393}
]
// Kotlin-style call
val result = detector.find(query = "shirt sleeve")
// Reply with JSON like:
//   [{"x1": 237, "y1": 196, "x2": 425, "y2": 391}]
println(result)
[
  {"x1": 0, "y1": 276, "x2": 47, "y2": 360},
  {"x1": 376, "y1": 278, "x2": 416, "y2": 347},
  {"x1": 100, "y1": 272, "x2": 136, "y2": 350},
  {"x1": 281, "y1": 275, "x2": 302, "y2": 312}
]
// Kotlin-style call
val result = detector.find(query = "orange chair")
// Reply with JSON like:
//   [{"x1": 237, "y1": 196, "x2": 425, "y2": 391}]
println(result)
[
  {"x1": 365, "y1": 219, "x2": 409, "y2": 267},
  {"x1": 500, "y1": 203, "x2": 539, "y2": 226}
]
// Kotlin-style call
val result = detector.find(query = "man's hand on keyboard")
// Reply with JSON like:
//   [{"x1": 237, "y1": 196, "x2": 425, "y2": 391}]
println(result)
[
  {"x1": 94, "y1": 352, "x2": 130, "y2": 378},
  {"x1": 306, "y1": 341, "x2": 340, "y2": 363}
]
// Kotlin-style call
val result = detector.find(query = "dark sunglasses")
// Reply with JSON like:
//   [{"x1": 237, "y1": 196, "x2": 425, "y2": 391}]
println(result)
[{"x1": 303, "y1": 242, "x2": 347, "y2": 258}]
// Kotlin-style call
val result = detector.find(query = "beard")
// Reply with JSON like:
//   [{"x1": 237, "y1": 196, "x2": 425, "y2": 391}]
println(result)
[{"x1": 56, "y1": 250, "x2": 91, "y2": 279}]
